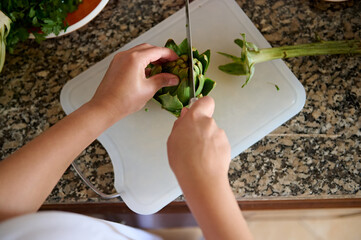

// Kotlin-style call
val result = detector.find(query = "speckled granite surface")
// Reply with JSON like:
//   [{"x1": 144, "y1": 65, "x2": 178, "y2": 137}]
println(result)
[{"x1": 0, "y1": 0, "x2": 360, "y2": 205}]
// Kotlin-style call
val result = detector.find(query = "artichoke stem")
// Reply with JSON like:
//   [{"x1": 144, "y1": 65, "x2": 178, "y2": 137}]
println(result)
[{"x1": 252, "y1": 40, "x2": 361, "y2": 64}]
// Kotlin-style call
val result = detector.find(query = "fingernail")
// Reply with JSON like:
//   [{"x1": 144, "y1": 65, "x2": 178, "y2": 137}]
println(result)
[
  {"x1": 180, "y1": 107, "x2": 188, "y2": 117},
  {"x1": 168, "y1": 77, "x2": 179, "y2": 85}
]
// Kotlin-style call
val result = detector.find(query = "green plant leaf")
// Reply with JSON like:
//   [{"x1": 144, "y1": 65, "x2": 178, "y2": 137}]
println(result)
[
  {"x1": 165, "y1": 39, "x2": 181, "y2": 55},
  {"x1": 178, "y1": 38, "x2": 189, "y2": 55},
  {"x1": 242, "y1": 64, "x2": 255, "y2": 88},
  {"x1": 195, "y1": 74, "x2": 205, "y2": 96},
  {"x1": 234, "y1": 38, "x2": 244, "y2": 48},
  {"x1": 199, "y1": 49, "x2": 210, "y2": 73},
  {"x1": 158, "y1": 92, "x2": 183, "y2": 113},
  {"x1": 176, "y1": 78, "x2": 191, "y2": 105},
  {"x1": 245, "y1": 41, "x2": 259, "y2": 52},
  {"x1": 201, "y1": 78, "x2": 216, "y2": 96},
  {"x1": 151, "y1": 39, "x2": 215, "y2": 117},
  {"x1": 218, "y1": 62, "x2": 249, "y2": 75},
  {"x1": 218, "y1": 52, "x2": 242, "y2": 62}
]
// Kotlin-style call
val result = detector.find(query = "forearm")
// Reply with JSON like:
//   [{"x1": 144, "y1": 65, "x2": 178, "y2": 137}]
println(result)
[
  {"x1": 180, "y1": 177, "x2": 253, "y2": 240},
  {"x1": 0, "y1": 102, "x2": 119, "y2": 221},
  {"x1": 0, "y1": 44, "x2": 179, "y2": 222}
]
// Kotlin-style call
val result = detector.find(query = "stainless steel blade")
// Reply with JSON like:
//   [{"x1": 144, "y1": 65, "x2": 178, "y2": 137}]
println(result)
[{"x1": 185, "y1": 0, "x2": 196, "y2": 100}]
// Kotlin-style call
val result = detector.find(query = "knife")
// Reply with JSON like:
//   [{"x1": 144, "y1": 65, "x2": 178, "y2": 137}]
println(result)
[{"x1": 185, "y1": 0, "x2": 197, "y2": 106}]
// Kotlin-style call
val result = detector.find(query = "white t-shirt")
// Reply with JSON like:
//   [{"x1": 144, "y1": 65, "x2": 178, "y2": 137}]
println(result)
[{"x1": 0, "y1": 211, "x2": 162, "y2": 240}]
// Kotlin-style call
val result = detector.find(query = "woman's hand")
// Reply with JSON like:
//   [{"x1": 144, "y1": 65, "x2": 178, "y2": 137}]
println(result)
[
  {"x1": 167, "y1": 96, "x2": 231, "y2": 184},
  {"x1": 90, "y1": 43, "x2": 179, "y2": 122},
  {"x1": 0, "y1": 43, "x2": 180, "y2": 222},
  {"x1": 167, "y1": 97, "x2": 253, "y2": 240}
]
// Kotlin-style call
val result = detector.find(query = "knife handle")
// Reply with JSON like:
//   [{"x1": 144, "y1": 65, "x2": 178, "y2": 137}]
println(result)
[{"x1": 189, "y1": 97, "x2": 198, "y2": 107}]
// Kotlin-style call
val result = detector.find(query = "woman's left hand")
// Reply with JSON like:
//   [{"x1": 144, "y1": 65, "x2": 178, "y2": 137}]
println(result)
[{"x1": 90, "y1": 43, "x2": 180, "y2": 122}]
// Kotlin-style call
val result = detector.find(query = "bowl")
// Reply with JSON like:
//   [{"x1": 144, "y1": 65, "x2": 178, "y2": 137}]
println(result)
[{"x1": 30, "y1": 0, "x2": 109, "y2": 39}]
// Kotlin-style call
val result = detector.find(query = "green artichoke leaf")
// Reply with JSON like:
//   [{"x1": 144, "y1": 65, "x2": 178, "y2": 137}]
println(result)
[
  {"x1": 158, "y1": 92, "x2": 183, "y2": 113},
  {"x1": 217, "y1": 52, "x2": 242, "y2": 63},
  {"x1": 192, "y1": 48, "x2": 200, "y2": 59},
  {"x1": 178, "y1": 67, "x2": 188, "y2": 79},
  {"x1": 149, "y1": 38, "x2": 215, "y2": 117},
  {"x1": 170, "y1": 65, "x2": 180, "y2": 75},
  {"x1": 177, "y1": 78, "x2": 191, "y2": 105},
  {"x1": 234, "y1": 36, "x2": 259, "y2": 52},
  {"x1": 234, "y1": 38, "x2": 244, "y2": 48},
  {"x1": 245, "y1": 41, "x2": 259, "y2": 52},
  {"x1": 194, "y1": 59, "x2": 203, "y2": 74},
  {"x1": 162, "y1": 85, "x2": 178, "y2": 96},
  {"x1": 218, "y1": 62, "x2": 249, "y2": 75},
  {"x1": 195, "y1": 74, "x2": 205, "y2": 96},
  {"x1": 178, "y1": 38, "x2": 189, "y2": 55},
  {"x1": 150, "y1": 64, "x2": 162, "y2": 76},
  {"x1": 193, "y1": 62, "x2": 200, "y2": 76},
  {"x1": 201, "y1": 78, "x2": 216, "y2": 96},
  {"x1": 201, "y1": 49, "x2": 211, "y2": 73},
  {"x1": 242, "y1": 63, "x2": 255, "y2": 88},
  {"x1": 165, "y1": 39, "x2": 181, "y2": 56}
]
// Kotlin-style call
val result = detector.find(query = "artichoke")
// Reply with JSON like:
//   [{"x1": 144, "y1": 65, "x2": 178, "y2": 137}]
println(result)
[
  {"x1": 218, "y1": 33, "x2": 361, "y2": 87},
  {"x1": 149, "y1": 39, "x2": 215, "y2": 117}
]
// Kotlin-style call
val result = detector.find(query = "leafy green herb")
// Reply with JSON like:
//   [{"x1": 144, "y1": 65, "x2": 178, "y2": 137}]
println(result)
[
  {"x1": 0, "y1": 0, "x2": 82, "y2": 53},
  {"x1": 218, "y1": 33, "x2": 361, "y2": 87}
]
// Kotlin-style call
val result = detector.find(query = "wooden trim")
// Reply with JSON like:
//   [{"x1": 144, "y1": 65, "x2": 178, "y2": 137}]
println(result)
[
  {"x1": 236, "y1": 198, "x2": 361, "y2": 211},
  {"x1": 40, "y1": 198, "x2": 361, "y2": 215}
]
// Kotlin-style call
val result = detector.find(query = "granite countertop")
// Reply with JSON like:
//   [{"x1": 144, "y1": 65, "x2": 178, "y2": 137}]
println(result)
[{"x1": 0, "y1": 0, "x2": 360, "y2": 206}]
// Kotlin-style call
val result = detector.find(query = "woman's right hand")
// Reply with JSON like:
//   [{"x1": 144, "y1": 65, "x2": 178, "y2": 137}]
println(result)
[
  {"x1": 167, "y1": 97, "x2": 254, "y2": 240},
  {"x1": 167, "y1": 96, "x2": 231, "y2": 185}
]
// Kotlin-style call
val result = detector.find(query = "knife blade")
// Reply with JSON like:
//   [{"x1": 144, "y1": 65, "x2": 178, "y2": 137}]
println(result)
[{"x1": 185, "y1": 0, "x2": 197, "y2": 106}]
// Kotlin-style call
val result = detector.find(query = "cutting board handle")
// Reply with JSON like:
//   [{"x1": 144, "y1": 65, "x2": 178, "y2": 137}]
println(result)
[{"x1": 71, "y1": 161, "x2": 121, "y2": 199}]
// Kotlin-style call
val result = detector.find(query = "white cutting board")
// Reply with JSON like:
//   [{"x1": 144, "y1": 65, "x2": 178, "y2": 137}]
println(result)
[{"x1": 60, "y1": 0, "x2": 305, "y2": 214}]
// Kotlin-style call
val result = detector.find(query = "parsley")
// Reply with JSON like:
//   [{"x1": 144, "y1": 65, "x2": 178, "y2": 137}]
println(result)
[{"x1": 0, "y1": 0, "x2": 82, "y2": 53}]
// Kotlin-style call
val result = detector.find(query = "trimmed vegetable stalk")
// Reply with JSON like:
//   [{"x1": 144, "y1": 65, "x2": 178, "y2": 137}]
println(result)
[
  {"x1": 0, "y1": 11, "x2": 11, "y2": 73},
  {"x1": 218, "y1": 33, "x2": 361, "y2": 87},
  {"x1": 149, "y1": 39, "x2": 215, "y2": 117}
]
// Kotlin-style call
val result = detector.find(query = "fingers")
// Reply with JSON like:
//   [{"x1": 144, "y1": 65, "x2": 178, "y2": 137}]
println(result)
[
  {"x1": 145, "y1": 68, "x2": 151, "y2": 77},
  {"x1": 179, "y1": 107, "x2": 189, "y2": 118},
  {"x1": 188, "y1": 96, "x2": 215, "y2": 118},
  {"x1": 172, "y1": 107, "x2": 189, "y2": 129},
  {"x1": 147, "y1": 73, "x2": 179, "y2": 91},
  {"x1": 128, "y1": 43, "x2": 179, "y2": 68},
  {"x1": 130, "y1": 43, "x2": 154, "y2": 51},
  {"x1": 122, "y1": 43, "x2": 179, "y2": 68},
  {"x1": 172, "y1": 96, "x2": 215, "y2": 131}
]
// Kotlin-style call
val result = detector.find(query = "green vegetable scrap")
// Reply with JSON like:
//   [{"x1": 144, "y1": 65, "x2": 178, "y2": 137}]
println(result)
[
  {"x1": 218, "y1": 33, "x2": 361, "y2": 87},
  {"x1": 149, "y1": 39, "x2": 215, "y2": 117},
  {"x1": 0, "y1": 11, "x2": 11, "y2": 73},
  {"x1": 0, "y1": 0, "x2": 82, "y2": 53}
]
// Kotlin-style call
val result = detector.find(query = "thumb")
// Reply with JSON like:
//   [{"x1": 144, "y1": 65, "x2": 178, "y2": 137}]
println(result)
[
  {"x1": 189, "y1": 96, "x2": 215, "y2": 118},
  {"x1": 148, "y1": 73, "x2": 179, "y2": 91},
  {"x1": 171, "y1": 107, "x2": 188, "y2": 129}
]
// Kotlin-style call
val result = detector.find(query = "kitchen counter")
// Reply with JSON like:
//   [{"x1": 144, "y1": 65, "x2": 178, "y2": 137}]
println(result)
[{"x1": 0, "y1": 0, "x2": 360, "y2": 211}]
